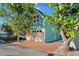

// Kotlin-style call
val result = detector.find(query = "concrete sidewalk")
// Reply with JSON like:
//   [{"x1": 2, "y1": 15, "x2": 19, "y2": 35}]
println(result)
[{"x1": 0, "y1": 44, "x2": 47, "y2": 56}]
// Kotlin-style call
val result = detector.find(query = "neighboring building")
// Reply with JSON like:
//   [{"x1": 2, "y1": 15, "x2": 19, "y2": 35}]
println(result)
[
  {"x1": 0, "y1": 24, "x2": 12, "y2": 37},
  {"x1": 30, "y1": 9, "x2": 61, "y2": 43},
  {"x1": 0, "y1": 31, "x2": 9, "y2": 37}
]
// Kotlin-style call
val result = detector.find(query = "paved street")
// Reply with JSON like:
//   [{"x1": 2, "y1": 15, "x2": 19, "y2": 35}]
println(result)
[{"x1": 0, "y1": 43, "x2": 48, "y2": 56}]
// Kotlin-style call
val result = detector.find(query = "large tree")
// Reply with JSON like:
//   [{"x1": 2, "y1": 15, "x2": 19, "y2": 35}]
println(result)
[
  {"x1": 44, "y1": 3, "x2": 79, "y2": 54},
  {"x1": 0, "y1": 3, "x2": 36, "y2": 35}
]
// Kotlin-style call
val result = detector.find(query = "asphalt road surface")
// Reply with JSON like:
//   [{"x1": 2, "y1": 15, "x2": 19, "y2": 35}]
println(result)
[{"x1": 0, "y1": 43, "x2": 48, "y2": 56}]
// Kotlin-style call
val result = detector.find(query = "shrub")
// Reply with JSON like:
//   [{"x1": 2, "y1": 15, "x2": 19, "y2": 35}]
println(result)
[{"x1": 0, "y1": 37, "x2": 10, "y2": 42}]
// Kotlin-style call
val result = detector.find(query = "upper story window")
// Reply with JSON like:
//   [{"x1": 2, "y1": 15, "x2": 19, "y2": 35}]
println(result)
[
  {"x1": 37, "y1": 15, "x2": 39, "y2": 18},
  {"x1": 33, "y1": 14, "x2": 39, "y2": 23}
]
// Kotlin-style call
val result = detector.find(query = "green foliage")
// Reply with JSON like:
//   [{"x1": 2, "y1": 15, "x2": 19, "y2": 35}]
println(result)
[
  {"x1": 0, "y1": 3, "x2": 36, "y2": 35},
  {"x1": 0, "y1": 37, "x2": 9, "y2": 42},
  {"x1": 66, "y1": 30, "x2": 76, "y2": 38},
  {"x1": 0, "y1": 8, "x2": 4, "y2": 13},
  {"x1": 45, "y1": 3, "x2": 79, "y2": 39},
  {"x1": 0, "y1": 8, "x2": 6, "y2": 16}
]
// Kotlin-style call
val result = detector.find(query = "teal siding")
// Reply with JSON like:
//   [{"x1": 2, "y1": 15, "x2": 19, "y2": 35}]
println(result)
[
  {"x1": 44, "y1": 24, "x2": 61, "y2": 42},
  {"x1": 31, "y1": 12, "x2": 61, "y2": 42},
  {"x1": 32, "y1": 14, "x2": 43, "y2": 28}
]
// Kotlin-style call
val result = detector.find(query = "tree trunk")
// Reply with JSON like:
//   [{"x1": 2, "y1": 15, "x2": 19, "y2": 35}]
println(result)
[
  {"x1": 58, "y1": 4, "x2": 71, "y2": 55},
  {"x1": 60, "y1": 29, "x2": 70, "y2": 55}
]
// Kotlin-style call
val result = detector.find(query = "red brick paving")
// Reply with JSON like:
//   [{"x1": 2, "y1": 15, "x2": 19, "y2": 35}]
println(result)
[{"x1": 13, "y1": 40, "x2": 62, "y2": 52}]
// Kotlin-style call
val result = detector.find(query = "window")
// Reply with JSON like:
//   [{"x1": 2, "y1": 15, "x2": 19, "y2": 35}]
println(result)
[
  {"x1": 37, "y1": 18, "x2": 39, "y2": 22},
  {"x1": 40, "y1": 30, "x2": 42, "y2": 32},
  {"x1": 37, "y1": 15, "x2": 39, "y2": 18},
  {"x1": 34, "y1": 20, "x2": 36, "y2": 23},
  {"x1": 34, "y1": 16, "x2": 36, "y2": 19},
  {"x1": 33, "y1": 14, "x2": 39, "y2": 23},
  {"x1": 37, "y1": 31, "x2": 39, "y2": 32}
]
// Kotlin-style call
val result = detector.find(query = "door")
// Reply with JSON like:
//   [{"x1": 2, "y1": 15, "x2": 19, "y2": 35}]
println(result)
[{"x1": 32, "y1": 29, "x2": 44, "y2": 42}]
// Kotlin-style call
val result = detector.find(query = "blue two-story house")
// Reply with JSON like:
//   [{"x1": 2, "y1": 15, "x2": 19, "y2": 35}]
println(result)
[{"x1": 30, "y1": 8, "x2": 61, "y2": 43}]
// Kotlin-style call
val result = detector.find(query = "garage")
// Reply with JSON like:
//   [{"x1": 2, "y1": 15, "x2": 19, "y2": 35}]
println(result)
[{"x1": 32, "y1": 28, "x2": 45, "y2": 42}]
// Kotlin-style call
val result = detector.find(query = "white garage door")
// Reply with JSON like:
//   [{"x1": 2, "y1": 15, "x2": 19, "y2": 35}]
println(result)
[{"x1": 32, "y1": 29, "x2": 44, "y2": 42}]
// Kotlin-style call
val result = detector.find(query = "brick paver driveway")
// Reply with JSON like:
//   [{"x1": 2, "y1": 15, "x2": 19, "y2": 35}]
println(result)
[
  {"x1": 14, "y1": 40, "x2": 62, "y2": 52},
  {"x1": 0, "y1": 43, "x2": 47, "y2": 56}
]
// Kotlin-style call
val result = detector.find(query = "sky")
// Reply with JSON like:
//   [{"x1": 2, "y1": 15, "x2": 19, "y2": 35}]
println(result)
[
  {"x1": 35, "y1": 3, "x2": 53, "y2": 16},
  {"x1": 0, "y1": 4, "x2": 4, "y2": 25},
  {"x1": 0, "y1": 3, "x2": 53, "y2": 25}
]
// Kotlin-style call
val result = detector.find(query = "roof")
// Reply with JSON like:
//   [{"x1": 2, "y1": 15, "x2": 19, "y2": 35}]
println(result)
[{"x1": 35, "y1": 8, "x2": 45, "y2": 18}]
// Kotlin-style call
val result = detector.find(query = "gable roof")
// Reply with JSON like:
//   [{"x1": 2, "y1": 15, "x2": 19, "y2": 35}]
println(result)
[{"x1": 35, "y1": 8, "x2": 45, "y2": 18}]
